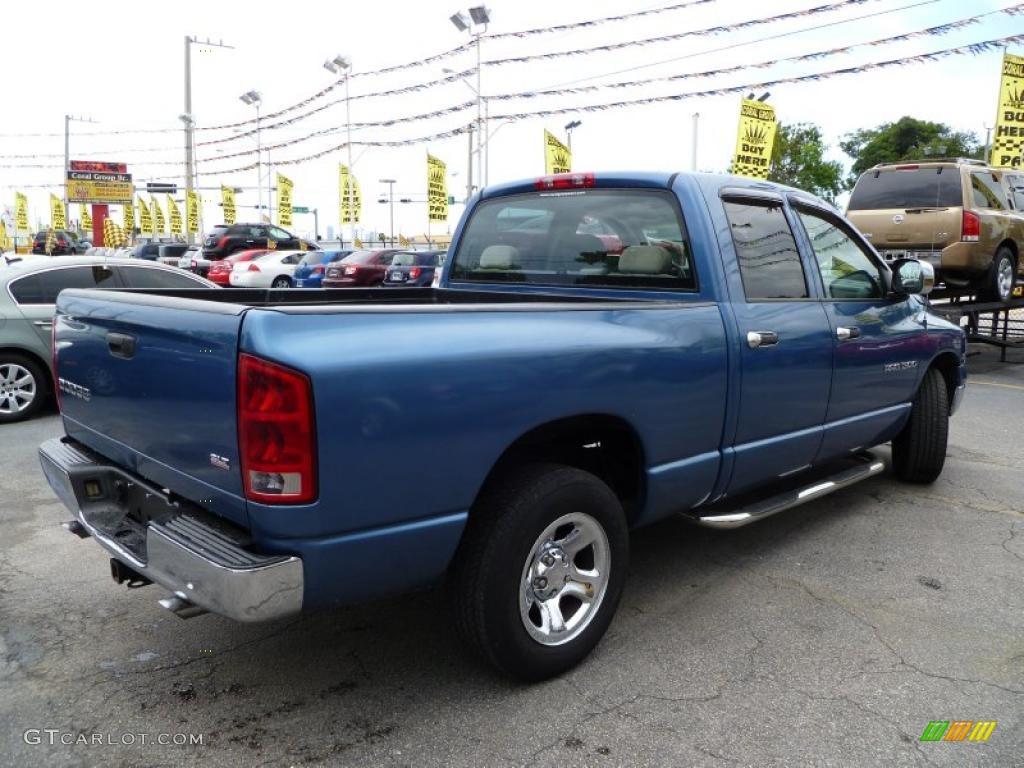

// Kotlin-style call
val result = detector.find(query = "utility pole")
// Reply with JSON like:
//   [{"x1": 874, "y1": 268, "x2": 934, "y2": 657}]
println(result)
[
  {"x1": 379, "y1": 179, "x2": 396, "y2": 245},
  {"x1": 691, "y1": 112, "x2": 700, "y2": 171},
  {"x1": 63, "y1": 115, "x2": 97, "y2": 210},
  {"x1": 184, "y1": 35, "x2": 233, "y2": 241},
  {"x1": 466, "y1": 122, "x2": 474, "y2": 202}
]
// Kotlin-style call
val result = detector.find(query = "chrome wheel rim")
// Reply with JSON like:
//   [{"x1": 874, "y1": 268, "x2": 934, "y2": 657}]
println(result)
[
  {"x1": 997, "y1": 257, "x2": 1013, "y2": 301},
  {"x1": 0, "y1": 363, "x2": 36, "y2": 414},
  {"x1": 519, "y1": 512, "x2": 610, "y2": 647}
]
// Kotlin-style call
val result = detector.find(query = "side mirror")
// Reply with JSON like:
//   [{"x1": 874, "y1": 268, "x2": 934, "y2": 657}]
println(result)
[{"x1": 891, "y1": 258, "x2": 935, "y2": 296}]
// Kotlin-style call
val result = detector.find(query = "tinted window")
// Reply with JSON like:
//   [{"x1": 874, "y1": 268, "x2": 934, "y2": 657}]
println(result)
[
  {"x1": 847, "y1": 168, "x2": 963, "y2": 210},
  {"x1": 450, "y1": 190, "x2": 696, "y2": 291},
  {"x1": 117, "y1": 266, "x2": 205, "y2": 289},
  {"x1": 209, "y1": 226, "x2": 231, "y2": 236},
  {"x1": 970, "y1": 172, "x2": 1007, "y2": 210},
  {"x1": 723, "y1": 199, "x2": 807, "y2": 300},
  {"x1": 796, "y1": 208, "x2": 884, "y2": 299},
  {"x1": 269, "y1": 227, "x2": 291, "y2": 240},
  {"x1": 298, "y1": 252, "x2": 326, "y2": 265},
  {"x1": 10, "y1": 265, "x2": 118, "y2": 304},
  {"x1": 341, "y1": 250, "x2": 380, "y2": 264},
  {"x1": 1006, "y1": 174, "x2": 1024, "y2": 210},
  {"x1": 390, "y1": 252, "x2": 421, "y2": 267}
]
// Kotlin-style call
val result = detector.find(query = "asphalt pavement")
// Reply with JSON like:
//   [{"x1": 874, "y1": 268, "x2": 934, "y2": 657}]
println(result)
[{"x1": 1, "y1": 346, "x2": 1021, "y2": 768}]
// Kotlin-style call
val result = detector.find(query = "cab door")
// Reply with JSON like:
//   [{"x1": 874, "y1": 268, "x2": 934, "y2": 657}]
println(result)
[{"x1": 790, "y1": 200, "x2": 925, "y2": 462}]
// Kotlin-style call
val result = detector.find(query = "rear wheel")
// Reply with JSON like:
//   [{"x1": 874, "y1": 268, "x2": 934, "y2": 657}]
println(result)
[
  {"x1": 271, "y1": 276, "x2": 291, "y2": 288},
  {"x1": 0, "y1": 353, "x2": 47, "y2": 424},
  {"x1": 450, "y1": 463, "x2": 628, "y2": 681},
  {"x1": 977, "y1": 247, "x2": 1016, "y2": 302},
  {"x1": 892, "y1": 368, "x2": 949, "y2": 484}
]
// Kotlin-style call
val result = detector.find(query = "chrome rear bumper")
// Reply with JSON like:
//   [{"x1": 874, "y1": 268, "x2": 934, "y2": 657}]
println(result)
[{"x1": 38, "y1": 437, "x2": 303, "y2": 622}]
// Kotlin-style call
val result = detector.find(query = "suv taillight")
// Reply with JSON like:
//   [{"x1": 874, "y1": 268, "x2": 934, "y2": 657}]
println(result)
[
  {"x1": 409, "y1": 267, "x2": 422, "y2": 279},
  {"x1": 238, "y1": 354, "x2": 316, "y2": 504},
  {"x1": 962, "y1": 210, "x2": 980, "y2": 242}
]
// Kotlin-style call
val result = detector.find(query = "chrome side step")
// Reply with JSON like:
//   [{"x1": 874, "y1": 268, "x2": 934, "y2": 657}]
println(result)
[{"x1": 694, "y1": 454, "x2": 886, "y2": 530}]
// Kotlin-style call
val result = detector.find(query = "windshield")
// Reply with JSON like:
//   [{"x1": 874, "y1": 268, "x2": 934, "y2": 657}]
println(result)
[
  {"x1": 847, "y1": 168, "x2": 963, "y2": 210},
  {"x1": 449, "y1": 189, "x2": 696, "y2": 291}
]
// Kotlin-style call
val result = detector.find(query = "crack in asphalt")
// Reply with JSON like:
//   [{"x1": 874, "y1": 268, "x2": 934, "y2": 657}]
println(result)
[{"x1": 1001, "y1": 523, "x2": 1024, "y2": 563}]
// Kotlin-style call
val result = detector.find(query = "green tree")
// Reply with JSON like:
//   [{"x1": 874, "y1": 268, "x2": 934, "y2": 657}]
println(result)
[
  {"x1": 768, "y1": 122, "x2": 844, "y2": 203},
  {"x1": 839, "y1": 116, "x2": 981, "y2": 184}
]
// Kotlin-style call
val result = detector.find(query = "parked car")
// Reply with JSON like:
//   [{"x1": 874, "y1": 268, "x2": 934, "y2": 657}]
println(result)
[
  {"x1": 202, "y1": 223, "x2": 318, "y2": 261},
  {"x1": 207, "y1": 249, "x2": 269, "y2": 286},
  {"x1": 31, "y1": 230, "x2": 90, "y2": 255},
  {"x1": 228, "y1": 249, "x2": 304, "y2": 288},
  {"x1": 846, "y1": 158, "x2": 1024, "y2": 301},
  {"x1": 293, "y1": 250, "x2": 352, "y2": 288},
  {"x1": 40, "y1": 171, "x2": 965, "y2": 682},
  {"x1": 322, "y1": 249, "x2": 400, "y2": 287},
  {"x1": 0, "y1": 256, "x2": 214, "y2": 422},
  {"x1": 382, "y1": 250, "x2": 446, "y2": 287},
  {"x1": 157, "y1": 243, "x2": 191, "y2": 266}
]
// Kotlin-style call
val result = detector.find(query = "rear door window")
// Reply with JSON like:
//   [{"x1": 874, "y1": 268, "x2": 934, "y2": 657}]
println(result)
[
  {"x1": 723, "y1": 199, "x2": 808, "y2": 300},
  {"x1": 9, "y1": 265, "x2": 118, "y2": 304},
  {"x1": 971, "y1": 172, "x2": 1008, "y2": 210},
  {"x1": 450, "y1": 189, "x2": 696, "y2": 291},
  {"x1": 847, "y1": 168, "x2": 963, "y2": 210},
  {"x1": 116, "y1": 266, "x2": 206, "y2": 289}
]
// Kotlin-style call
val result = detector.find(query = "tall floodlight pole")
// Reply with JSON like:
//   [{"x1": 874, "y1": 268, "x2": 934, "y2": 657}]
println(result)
[
  {"x1": 239, "y1": 91, "x2": 263, "y2": 219},
  {"x1": 564, "y1": 119, "x2": 581, "y2": 152},
  {"x1": 451, "y1": 7, "x2": 491, "y2": 191},
  {"x1": 324, "y1": 55, "x2": 355, "y2": 244},
  {"x1": 185, "y1": 36, "x2": 233, "y2": 242}
]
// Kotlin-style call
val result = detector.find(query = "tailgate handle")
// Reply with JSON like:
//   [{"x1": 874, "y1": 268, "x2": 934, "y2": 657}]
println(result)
[{"x1": 106, "y1": 332, "x2": 137, "y2": 359}]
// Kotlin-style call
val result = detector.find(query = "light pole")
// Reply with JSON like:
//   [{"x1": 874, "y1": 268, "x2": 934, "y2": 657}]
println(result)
[
  {"x1": 239, "y1": 90, "x2": 262, "y2": 221},
  {"x1": 379, "y1": 179, "x2": 396, "y2": 246},
  {"x1": 324, "y1": 54, "x2": 355, "y2": 245},
  {"x1": 450, "y1": 6, "x2": 490, "y2": 191},
  {"x1": 63, "y1": 115, "x2": 96, "y2": 212},
  {"x1": 564, "y1": 119, "x2": 581, "y2": 152}
]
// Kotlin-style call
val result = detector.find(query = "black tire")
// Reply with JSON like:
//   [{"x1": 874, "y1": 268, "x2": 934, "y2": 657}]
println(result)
[
  {"x1": 977, "y1": 246, "x2": 1016, "y2": 302},
  {"x1": 449, "y1": 463, "x2": 629, "y2": 682},
  {"x1": 0, "y1": 353, "x2": 48, "y2": 424},
  {"x1": 271, "y1": 276, "x2": 291, "y2": 288},
  {"x1": 892, "y1": 368, "x2": 949, "y2": 484}
]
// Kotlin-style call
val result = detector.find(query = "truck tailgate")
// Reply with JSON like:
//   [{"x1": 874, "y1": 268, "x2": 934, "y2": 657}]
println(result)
[{"x1": 54, "y1": 290, "x2": 248, "y2": 526}]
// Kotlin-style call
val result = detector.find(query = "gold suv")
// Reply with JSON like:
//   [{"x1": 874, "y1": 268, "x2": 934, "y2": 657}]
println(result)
[{"x1": 846, "y1": 158, "x2": 1023, "y2": 302}]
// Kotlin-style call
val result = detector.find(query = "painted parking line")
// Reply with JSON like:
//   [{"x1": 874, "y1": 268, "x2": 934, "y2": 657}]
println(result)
[{"x1": 970, "y1": 379, "x2": 1024, "y2": 392}]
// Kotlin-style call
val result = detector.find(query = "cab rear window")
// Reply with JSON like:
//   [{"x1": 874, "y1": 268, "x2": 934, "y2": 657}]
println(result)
[
  {"x1": 847, "y1": 168, "x2": 962, "y2": 210},
  {"x1": 449, "y1": 189, "x2": 696, "y2": 291}
]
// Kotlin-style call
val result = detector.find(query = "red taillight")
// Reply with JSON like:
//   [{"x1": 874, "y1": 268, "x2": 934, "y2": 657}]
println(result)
[
  {"x1": 57, "y1": 239, "x2": 68, "y2": 246},
  {"x1": 344, "y1": 265, "x2": 359, "y2": 275},
  {"x1": 312, "y1": 265, "x2": 324, "y2": 274},
  {"x1": 409, "y1": 267, "x2": 422, "y2": 279},
  {"x1": 190, "y1": 259, "x2": 198, "y2": 268},
  {"x1": 51, "y1": 318, "x2": 60, "y2": 412},
  {"x1": 248, "y1": 263, "x2": 261, "y2": 272},
  {"x1": 534, "y1": 172, "x2": 595, "y2": 190},
  {"x1": 962, "y1": 210, "x2": 980, "y2": 242},
  {"x1": 238, "y1": 354, "x2": 316, "y2": 504},
  {"x1": 217, "y1": 236, "x2": 230, "y2": 249}
]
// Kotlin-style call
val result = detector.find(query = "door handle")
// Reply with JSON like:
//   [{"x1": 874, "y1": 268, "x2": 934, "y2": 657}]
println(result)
[
  {"x1": 106, "y1": 332, "x2": 136, "y2": 359},
  {"x1": 836, "y1": 326, "x2": 862, "y2": 341},
  {"x1": 32, "y1": 321, "x2": 53, "y2": 330},
  {"x1": 746, "y1": 330, "x2": 779, "y2": 348}
]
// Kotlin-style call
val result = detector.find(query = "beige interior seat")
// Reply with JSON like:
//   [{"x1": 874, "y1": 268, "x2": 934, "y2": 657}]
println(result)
[
  {"x1": 478, "y1": 245, "x2": 520, "y2": 269},
  {"x1": 618, "y1": 245, "x2": 672, "y2": 275}
]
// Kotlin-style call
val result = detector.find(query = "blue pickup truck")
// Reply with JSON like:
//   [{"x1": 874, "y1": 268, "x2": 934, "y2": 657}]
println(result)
[{"x1": 39, "y1": 172, "x2": 966, "y2": 681}]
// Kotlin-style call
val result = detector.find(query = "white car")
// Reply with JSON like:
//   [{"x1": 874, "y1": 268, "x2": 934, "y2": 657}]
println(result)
[{"x1": 228, "y1": 249, "x2": 304, "y2": 288}]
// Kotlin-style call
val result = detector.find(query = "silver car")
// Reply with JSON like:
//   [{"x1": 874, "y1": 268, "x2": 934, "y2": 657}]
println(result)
[{"x1": 0, "y1": 256, "x2": 215, "y2": 423}]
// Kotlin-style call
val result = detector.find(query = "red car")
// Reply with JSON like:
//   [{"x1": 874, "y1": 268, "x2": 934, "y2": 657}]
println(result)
[
  {"x1": 206, "y1": 249, "x2": 269, "y2": 286},
  {"x1": 322, "y1": 249, "x2": 400, "y2": 288}
]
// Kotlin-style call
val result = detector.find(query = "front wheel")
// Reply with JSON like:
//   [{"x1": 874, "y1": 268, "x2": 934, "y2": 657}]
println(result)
[
  {"x1": 450, "y1": 463, "x2": 629, "y2": 681},
  {"x1": 892, "y1": 368, "x2": 949, "y2": 484}
]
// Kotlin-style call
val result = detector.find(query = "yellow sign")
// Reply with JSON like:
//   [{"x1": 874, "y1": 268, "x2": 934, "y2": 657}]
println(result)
[
  {"x1": 354, "y1": 237, "x2": 364, "y2": 248},
  {"x1": 186, "y1": 190, "x2": 199, "y2": 234},
  {"x1": 66, "y1": 168, "x2": 132, "y2": 204},
  {"x1": 79, "y1": 204, "x2": 92, "y2": 233},
  {"x1": 151, "y1": 196, "x2": 164, "y2": 234},
  {"x1": 221, "y1": 186, "x2": 235, "y2": 225},
  {"x1": 277, "y1": 173, "x2": 293, "y2": 227},
  {"x1": 123, "y1": 201, "x2": 135, "y2": 235},
  {"x1": 167, "y1": 195, "x2": 182, "y2": 235},
  {"x1": 0, "y1": 221, "x2": 8, "y2": 251},
  {"x1": 990, "y1": 52, "x2": 1024, "y2": 168},
  {"x1": 544, "y1": 129, "x2": 571, "y2": 175},
  {"x1": 50, "y1": 194, "x2": 67, "y2": 230},
  {"x1": 338, "y1": 165, "x2": 361, "y2": 224},
  {"x1": 399, "y1": 234, "x2": 410, "y2": 247},
  {"x1": 15, "y1": 192, "x2": 29, "y2": 232},
  {"x1": 137, "y1": 197, "x2": 152, "y2": 234},
  {"x1": 427, "y1": 153, "x2": 448, "y2": 223},
  {"x1": 731, "y1": 98, "x2": 777, "y2": 179}
]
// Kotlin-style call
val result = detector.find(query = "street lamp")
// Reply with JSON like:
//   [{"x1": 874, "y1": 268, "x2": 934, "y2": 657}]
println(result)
[
  {"x1": 323, "y1": 54, "x2": 355, "y2": 245},
  {"x1": 450, "y1": 6, "x2": 490, "y2": 193},
  {"x1": 379, "y1": 179, "x2": 396, "y2": 246},
  {"x1": 239, "y1": 90, "x2": 263, "y2": 220},
  {"x1": 564, "y1": 120, "x2": 582, "y2": 152}
]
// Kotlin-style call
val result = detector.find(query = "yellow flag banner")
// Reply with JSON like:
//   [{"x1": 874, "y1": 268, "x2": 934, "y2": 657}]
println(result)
[
  {"x1": 277, "y1": 173, "x2": 293, "y2": 227},
  {"x1": 137, "y1": 197, "x2": 152, "y2": 234},
  {"x1": 221, "y1": 186, "x2": 236, "y2": 225},
  {"x1": 0, "y1": 220, "x2": 8, "y2": 251},
  {"x1": 79, "y1": 204, "x2": 92, "y2": 233},
  {"x1": 50, "y1": 194, "x2": 66, "y2": 230},
  {"x1": 167, "y1": 195, "x2": 182, "y2": 235},
  {"x1": 151, "y1": 196, "x2": 165, "y2": 234},
  {"x1": 990, "y1": 52, "x2": 1024, "y2": 168},
  {"x1": 123, "y1": 201, "x2": 135, "y2": 235},
  {"x1": 399, "y1": 234, "x2": 410, "y2": 247},
  {"x1": 338, "y1": 165, "x2": 362, "y2": 224},
  {"x1": 186, "y1": 190, "x2": 200, "y2": 234},
  {"x1": 15, "y1": 192, "x2": 29, "y2": 232},
  {"x1": 544, "y1": 129, "x2": 571, "y2": 174},
  {"x1": 427, "y1": 153, "x2": 448, "y2": 223},
  {"x1": 354, "y1": 237, "x2": 364, "y2": 248},
  {"x1": 731, "y1": 98, "x2": 777, "y2": 179}
]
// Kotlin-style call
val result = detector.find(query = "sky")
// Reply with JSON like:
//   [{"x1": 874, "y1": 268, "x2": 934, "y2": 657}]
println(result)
[{"x1": 0, "y1": 0, "x2": 1021, "y2": 242}]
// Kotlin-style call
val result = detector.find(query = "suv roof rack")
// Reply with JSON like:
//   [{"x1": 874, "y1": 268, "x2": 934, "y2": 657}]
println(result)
[{"x1": 872, "y1": 158, "x2": 986, "y2": 168}]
